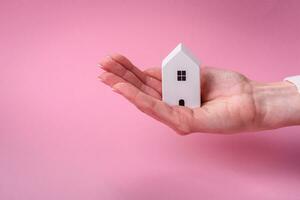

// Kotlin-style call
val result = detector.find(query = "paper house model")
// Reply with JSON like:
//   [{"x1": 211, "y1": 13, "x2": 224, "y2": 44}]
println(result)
[{"x1": 162, "y1": 43, "x2": 201, "y2": 108}]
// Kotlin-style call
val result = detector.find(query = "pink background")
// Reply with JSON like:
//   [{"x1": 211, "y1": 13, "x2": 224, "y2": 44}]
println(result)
[{"x1": 1, "y1": 0, "x2": 300, "y2": 199}]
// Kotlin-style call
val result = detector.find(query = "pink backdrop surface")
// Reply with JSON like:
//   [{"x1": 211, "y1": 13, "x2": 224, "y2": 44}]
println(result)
[{"x1": 1, "y1": 0, "x2": 300, "y2": 199}]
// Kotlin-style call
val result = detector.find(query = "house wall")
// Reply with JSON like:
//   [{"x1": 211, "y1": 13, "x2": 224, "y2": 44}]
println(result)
[{"x1": 162, "y1": 52, "x2": 200, "y2": 108}]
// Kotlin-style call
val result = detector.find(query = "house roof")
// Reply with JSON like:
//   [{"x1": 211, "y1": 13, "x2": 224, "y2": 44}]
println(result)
[{"x1": 162, "y1": 43, "x2": 200, "y2": 67}]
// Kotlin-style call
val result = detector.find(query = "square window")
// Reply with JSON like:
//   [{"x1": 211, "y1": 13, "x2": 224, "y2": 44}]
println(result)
[{"x1": 177, "y1": 70, "x2": 186, "y2": 81}]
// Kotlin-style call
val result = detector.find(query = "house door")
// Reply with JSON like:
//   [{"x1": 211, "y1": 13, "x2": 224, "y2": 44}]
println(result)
[{"x1": 179, "y1": 99, "x2": 185, "y2": 106}]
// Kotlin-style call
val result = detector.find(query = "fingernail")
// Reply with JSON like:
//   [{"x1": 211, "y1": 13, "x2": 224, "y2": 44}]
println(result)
[
  {"x1": 112, "y1": 88, "x2": 121, "y2": 94},
  {"x1": 98, "y1": 74, "x2": 106, "y2": 82}
]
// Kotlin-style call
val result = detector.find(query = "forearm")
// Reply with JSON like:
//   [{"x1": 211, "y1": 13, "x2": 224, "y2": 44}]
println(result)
[{"x1": 251, "y1": 80, "x2": 300, "y2": 130}]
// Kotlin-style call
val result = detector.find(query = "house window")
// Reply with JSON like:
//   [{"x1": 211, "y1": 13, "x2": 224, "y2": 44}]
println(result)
[{"x1": 177, "y1": 70, "x2": 186, "y2": 81}]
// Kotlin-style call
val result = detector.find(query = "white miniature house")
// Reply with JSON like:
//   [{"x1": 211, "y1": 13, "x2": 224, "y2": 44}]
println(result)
[{"x1": 162, "y1": 43, "x2": 201, "y2": 108}]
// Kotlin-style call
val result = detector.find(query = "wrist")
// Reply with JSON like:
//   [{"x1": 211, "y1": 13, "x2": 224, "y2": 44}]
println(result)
[{"x1": 251, "y1": 80, "x2": 300, "y2": 130}]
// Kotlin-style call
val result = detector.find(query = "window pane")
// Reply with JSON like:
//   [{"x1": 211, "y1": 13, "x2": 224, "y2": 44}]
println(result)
[
  {"x1": 182, "y1": 71, "x2": 186, "y2": 75},
  {"x1": 177, "y1": 71, "x2": 181, "y2": 75},
  {"x1": 177, "y1": 76, "x2": 181, "y2": 81},
  {"x1": 182, "y1": 76, "x2": 186, "y2": 81}
]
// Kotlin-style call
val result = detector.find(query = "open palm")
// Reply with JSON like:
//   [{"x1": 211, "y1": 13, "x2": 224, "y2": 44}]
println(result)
[{"x1": 99, "y1": 54, "x2": 259, "y2": 134}]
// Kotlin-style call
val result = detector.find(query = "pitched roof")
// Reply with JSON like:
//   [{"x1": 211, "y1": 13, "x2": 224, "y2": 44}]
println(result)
[{"x1": 162, "y1": 43, "x2": 200, "y2": 67}]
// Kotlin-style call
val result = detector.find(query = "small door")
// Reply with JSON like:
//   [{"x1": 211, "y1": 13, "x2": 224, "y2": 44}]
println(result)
[{"x1": 179, "y1": 99, "x2": 185, "y2": 106}]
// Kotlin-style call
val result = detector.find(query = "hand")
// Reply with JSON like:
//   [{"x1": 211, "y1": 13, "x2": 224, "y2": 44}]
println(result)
[{"x1": 98, "y1": 54, "x2": 300, "y2": 135}]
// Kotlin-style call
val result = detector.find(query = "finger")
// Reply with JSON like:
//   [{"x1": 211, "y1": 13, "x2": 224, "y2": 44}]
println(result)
[
  {"x1": 99, "y1": 71, "x2": 161, "y2": 99},
  {"x1": 109, "y1": 53, "x2": 146, "y2": 81},
  {"x1": 110, "y1": 54, "x2": 162, "y2": 94},
  {"x1": 144, "y1": 68, "x2": 162, "y2": 81},
  {"x1": 99, "y1": 57, "x2": 161, "y2": 99},
  {"x1": 98, "y1": 71, "x2": 125, "y2": 86},
  {"x1": 143, "y1": 68, "x2": 162, "y2": 94},
  {"x1": 112, "y1": 82, "x2": 193, "y2": 134},
  {"x1": 99, "y1": 56, "x2": 143, "y2": 88}
]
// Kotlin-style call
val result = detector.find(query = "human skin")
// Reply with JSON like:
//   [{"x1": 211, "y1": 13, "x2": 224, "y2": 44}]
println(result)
[{"x1": 98, "y1": 54, "x2": 300, "y2": 135}]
